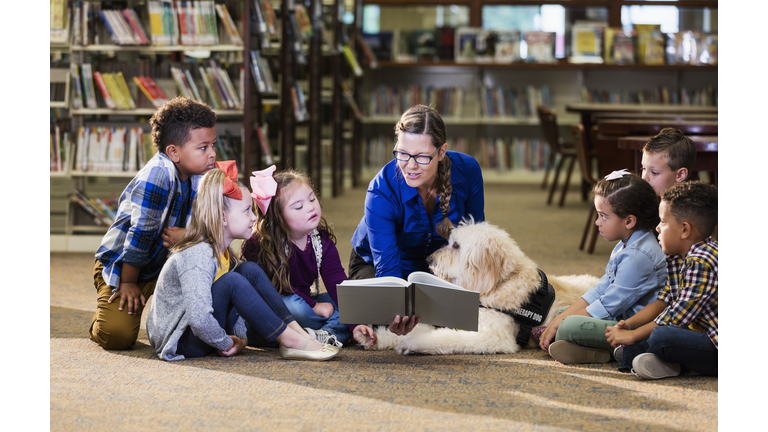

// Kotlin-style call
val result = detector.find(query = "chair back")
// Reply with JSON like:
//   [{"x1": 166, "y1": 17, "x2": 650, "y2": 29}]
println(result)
[
  {"x1": 590, "y1": 125, "x2": 637, "y2": 178},
  {"x1": 537, "y1": 106, "x2": 564, "y2": 152},
  {"x1": 571, "y1": 124, "x2": 598, "y2": 185}
]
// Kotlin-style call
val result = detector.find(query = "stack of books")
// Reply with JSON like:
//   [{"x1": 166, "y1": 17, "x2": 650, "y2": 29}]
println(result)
[
  {"x1": 580, "y1": 85, "x2": 717, "y2": 106},
  {"x1": 92, "y1": 70, "x2": 136, "y2": 110},
  {"x1": 50, "y1": 126, "x2": 69, "y2": 173},
  {"x1": 99, "y1": 7, "x2": 150, "y2": 45},
  {"x1": 51, "y1": 0, "x2": 70, "y2": 43},
  {"x1": 214, "y1": 3, "x2": 242, "y2": 45},
  {"x1": 70, "y1": 190, "x2": 119, "y2": 227},
  {"x1": 170, "y1": 67, "x2": 203, "y2": 103},
  {"x1": 134, "y1": 76, "x2": 171, "y2": 107}
]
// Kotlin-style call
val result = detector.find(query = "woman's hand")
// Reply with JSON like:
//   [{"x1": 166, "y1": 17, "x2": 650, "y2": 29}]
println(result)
[
  {"x1": 312, "y1": 302, "x2": 335, "y2": 318},
  {"x1": 389, "y1": 315, "x2": 419, "y2": 336}
]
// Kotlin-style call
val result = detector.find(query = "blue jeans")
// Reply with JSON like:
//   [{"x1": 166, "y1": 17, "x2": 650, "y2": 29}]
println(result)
[
  {"x1": 248, "y1": 292, "x2": 351, "y2": 346},
  {"x1": 620, "y1": 325, "x2": 718, "y2": 376},
  {"x1": 176, "y1": 262, "x2": 295, "y2": 358}
]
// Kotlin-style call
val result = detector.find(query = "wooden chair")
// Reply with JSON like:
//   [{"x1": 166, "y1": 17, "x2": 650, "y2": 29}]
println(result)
[
  {"x1": 571, "y1": 124, "x2": 600, "y2": 254},
  {"x1": 537, "y1": 106, "x2": 577, "y2": 207}
]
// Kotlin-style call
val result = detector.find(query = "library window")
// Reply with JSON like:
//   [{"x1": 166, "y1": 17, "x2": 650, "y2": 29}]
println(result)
[
  {"x1": 362, "y1": 5, "x2": 470, "y2": 33},
  {"x1": 482, "y1": 5, "x2": 608, "y2": 59},
  {"x1": 621, "y1": 6, "x2": 717, "y2": 33}
]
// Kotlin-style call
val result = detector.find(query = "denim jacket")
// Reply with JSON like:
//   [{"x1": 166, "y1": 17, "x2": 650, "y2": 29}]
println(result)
[{"x1": 582, "y1": 229, "x2": 667, "y2": 321}]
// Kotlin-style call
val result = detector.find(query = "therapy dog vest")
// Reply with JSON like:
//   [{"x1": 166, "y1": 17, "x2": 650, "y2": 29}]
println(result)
[{"x1": 480, "y1": 269, "x2": 556, "y2": 346}]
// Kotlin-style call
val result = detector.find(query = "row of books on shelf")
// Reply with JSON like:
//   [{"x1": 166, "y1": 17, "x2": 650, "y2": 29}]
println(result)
[
  {"x1": 362, "y1": 24, "x2": 717, "y2": 66},
  {"x1": 368, "y1": 86, "x2": 465, "y2": 118},
  {"x1": 51, "y1": 126, "x2": 69, "y2": 172},
  {"x1": 362, "y1": 135, "x2": 550, "y2": 172},
  {"x1": 249, "y1": 51, "x2": 277, "y2": 94},
  {"x1": 478, "y1": 86, "x2": 551, "y2": 119},
  {"x1": 580, "y1": 85, "x2": 717, "y2": 106},
  {"x1": 74, "y1": 127, "x2": 155, "y2": 173},
  {"x1": 71, "y1": 64, "x2": 138, "y2": 110},
  {"x1": 70, "y1": 190, "x2": 119, "y2": 227},
  {"x1": 70, "y1": 61, "x2": 242, "y2": 110},
  {"x1": 69, "y1": 1, "x2": 243, "y2": 46},
  {"x1": 169, "y1": 61, "x2": 243, "y2": 109}
]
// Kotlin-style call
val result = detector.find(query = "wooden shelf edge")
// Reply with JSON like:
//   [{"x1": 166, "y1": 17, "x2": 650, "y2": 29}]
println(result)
[
  {"x1": 374, "y1": 61, "x2": 718, "y2": 70},
  {"x1": 69, "y1": 44, "x2": 244, "y2": 52}
]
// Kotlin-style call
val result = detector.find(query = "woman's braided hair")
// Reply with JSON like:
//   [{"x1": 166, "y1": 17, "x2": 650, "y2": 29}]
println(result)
[{"x1": 395, "y1": 104, "x2": 454, "y2": 239}]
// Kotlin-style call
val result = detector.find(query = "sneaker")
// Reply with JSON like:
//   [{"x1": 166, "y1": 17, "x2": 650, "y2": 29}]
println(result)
[
  {"x1": 613, "y1": 346, "x2": 624, "y2": 362},
  {"x1": 548, "y1": 340, "x2": 611, "y2": 364},
  {"x1": 631, "y1": 353, "x2": 681, "y2": 380},
  {"x1": 304, "y1": 327, "x2": 343, "y2": 348}
]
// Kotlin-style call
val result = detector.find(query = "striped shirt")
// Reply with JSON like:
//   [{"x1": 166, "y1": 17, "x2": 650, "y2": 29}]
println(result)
[
  {"x1": 654, "y1": 237, "x2": 718, "y2": 348},
  {"x1": 95, "y1": 152, "x2": 200, "y2": 290}
]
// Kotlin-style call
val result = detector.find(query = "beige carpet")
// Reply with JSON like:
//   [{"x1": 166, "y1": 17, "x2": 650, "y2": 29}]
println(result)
[{"x1": 50, "y1": 179, "x2": 717, "y2": 431}]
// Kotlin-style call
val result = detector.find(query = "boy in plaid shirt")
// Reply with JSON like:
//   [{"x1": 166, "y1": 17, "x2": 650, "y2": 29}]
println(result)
[
  {"x1": 606, "y1": 181, "x2": 717, "y2": 379},
  {"x1": 90, "y1": 97, "x2": 218, "y2": 350}
]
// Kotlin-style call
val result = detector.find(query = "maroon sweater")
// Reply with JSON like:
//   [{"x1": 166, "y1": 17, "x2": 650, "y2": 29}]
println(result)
[{"x1": 241, "y1": 230, "x2": 348, "y2": 309}]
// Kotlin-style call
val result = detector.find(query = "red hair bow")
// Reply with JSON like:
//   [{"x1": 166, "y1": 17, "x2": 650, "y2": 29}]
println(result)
[{"x1": 215, "y1": 161, "x2": 242, "y2": 200}]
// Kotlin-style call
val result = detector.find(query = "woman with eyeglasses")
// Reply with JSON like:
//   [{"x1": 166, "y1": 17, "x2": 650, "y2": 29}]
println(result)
[{"x1": 348, "y1": 104, "x2": 485, "y2": 335}]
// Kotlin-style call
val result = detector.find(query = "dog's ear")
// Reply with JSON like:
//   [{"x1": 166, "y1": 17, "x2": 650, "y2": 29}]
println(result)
[{"x1": 464, "y1": 235, "x2": 506, "y2": 294}]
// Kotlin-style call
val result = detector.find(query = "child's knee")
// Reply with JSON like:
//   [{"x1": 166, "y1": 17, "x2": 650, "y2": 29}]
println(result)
[{"x1": 90, "y1": 317, "x2": 138, "y2": 350}]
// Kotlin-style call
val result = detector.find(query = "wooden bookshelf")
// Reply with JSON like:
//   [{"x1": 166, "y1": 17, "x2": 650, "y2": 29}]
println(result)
[
  {"x1": 69, "y1": 44, "x2": 244, "y2": 52},
  {"x1": 375, "y1": 61, "x2": 718, "y2": 71},
  {"x1": 71, "y1": 108, "x2": 244, "y2": 116}
]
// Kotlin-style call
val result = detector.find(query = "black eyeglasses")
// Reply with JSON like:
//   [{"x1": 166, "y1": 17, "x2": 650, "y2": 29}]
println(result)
[{"x1": 392, "y1": 148, "x2": 440, "y2": 165}]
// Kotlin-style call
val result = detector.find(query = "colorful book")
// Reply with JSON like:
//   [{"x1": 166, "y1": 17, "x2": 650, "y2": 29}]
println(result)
[
  {"x1": 92, "y1": 71, "x2": 116, "y2": 109},
  {"x1": 343, "y1": 45, "x2": 363, "y2": 77},
  {"x1": 215, "y1": 3, "x2": 242, "y2": 45},
  {"x1": 256, "y1": 127, "x2": 274, "y2": 165},
  {"x1": 495, "y1": 30, "x2": 522, "y2": 63},
  {"x1": 524, "y1": 31, "x2": 556, "y2": 63}
]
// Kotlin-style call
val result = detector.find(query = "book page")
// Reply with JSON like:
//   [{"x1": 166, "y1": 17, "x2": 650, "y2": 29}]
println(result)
[
  {"x1": 339, "y1": 276, "x2": 410, "y2": 287},
  {"x1": 407, "y1": 272, "x2": 468, "y2": 291}
]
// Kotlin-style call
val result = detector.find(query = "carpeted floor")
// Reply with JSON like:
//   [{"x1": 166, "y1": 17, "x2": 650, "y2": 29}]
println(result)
[{"x1": 50, "y1": 179, "x2": 717, "y2": 431}]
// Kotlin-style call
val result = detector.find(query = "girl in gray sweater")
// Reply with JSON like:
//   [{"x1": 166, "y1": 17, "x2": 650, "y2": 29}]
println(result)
[{"x1": 146, "y1": 161, "x2": 340, "y2": 361}]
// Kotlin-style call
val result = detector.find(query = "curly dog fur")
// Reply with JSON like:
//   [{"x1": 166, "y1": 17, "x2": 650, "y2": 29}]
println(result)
[{"x1": 357, "y1": 220, "x2": 598, "y2": 355}]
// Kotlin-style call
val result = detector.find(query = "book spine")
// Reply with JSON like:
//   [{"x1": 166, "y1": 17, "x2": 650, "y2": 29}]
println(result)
[
  {"x1": 125, "y1": 9, "x2": 149, "y2": 44},
  {"x1": 219, "y1": 67, "x2": 240, "y2": 108},
  {"x1": 92, "y1": 71, "x2": 116, "y2": 109},
  {"x1": 102, "y1": 73, "x2": 125, "y2": 109},
  {"x1": 115, "y1": 72, "x2": 136, "y2": 109},
  {"x1": 250, "y1": 51, "x2": 266, "y2": 93},
  {"x1": 256, "y1": 127, "x2": 274, "y2": 165},
  {"x1": 133, "y1": 76, "x2": 156, "y2": 106},
  {"x1": 99, "y1": 10, "x2": 121, "y2": 45},
  {"x1": 198, "y1": 66, "x2": 219, "y2": 109},
  {"x1": 209, "y1": 60, "x2": 234, "y2": 108},
  {"x1": 184, "y1": 69, "x2": 202, "y2": 101}
]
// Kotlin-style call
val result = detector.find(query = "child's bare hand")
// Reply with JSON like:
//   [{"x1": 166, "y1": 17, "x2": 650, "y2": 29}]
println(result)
[
  {"x1": 312, "y1": 302, "x2": 335, "y2": 318},
  {"x1": 539, "y1": 323, "x2": 558, "y2": 351},
  {"x1": 606, "y1": 327, "x2": 633, "y2": 348},
  {"x1": 162, "y1": 227, "x2": 186, "y2": 248},
  {"x1": 614, "y1": 319, "x2": 630, "y2": 330},
  {"x1": 353, "y1": 325, "x2": 377, "y2": 346},
  {"x1": 108, "y1": 282, "x2": 145, "y2": 315},
  {"x1": 389, "y1": 315, "x2": 419, "y2": 336},
  {"x1": 218, "y1": 336, "x2": 246, "y2": 357}
]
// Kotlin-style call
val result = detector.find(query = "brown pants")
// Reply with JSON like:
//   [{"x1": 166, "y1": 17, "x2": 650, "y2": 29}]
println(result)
[
  {"x1": 89, "y1": 261, "x2": 157, "y2": 350},
  {"x1": 348, "y1": 249, "x2": 376, "y2": 280}
]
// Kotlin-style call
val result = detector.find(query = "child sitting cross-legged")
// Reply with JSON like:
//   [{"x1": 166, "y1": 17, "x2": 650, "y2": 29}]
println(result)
[
  {"x1": 240, "y1": 168, "x2": 377, "y2": 348},
  {"x1": 606, "y1": 181, "x2": 717, "y2": 379},
  {"x1": 146, "y1": 162, "x2": 341, "y2": 361},
  {"x1": 537, "y1": 170, "x2": 667, "y2": 364}
]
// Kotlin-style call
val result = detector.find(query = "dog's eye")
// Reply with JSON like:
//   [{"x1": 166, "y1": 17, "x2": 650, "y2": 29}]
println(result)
[{"x1": 452, "y1": 242, "x2": 459, "y2": 249}]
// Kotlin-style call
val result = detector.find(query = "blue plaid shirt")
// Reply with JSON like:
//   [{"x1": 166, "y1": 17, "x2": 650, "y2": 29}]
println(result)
[{"x1": 95, "y1": 152, "x2": 200, "y2": 290}]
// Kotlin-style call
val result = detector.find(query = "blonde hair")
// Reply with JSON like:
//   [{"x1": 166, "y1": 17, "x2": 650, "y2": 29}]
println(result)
[
  {"x1": 244, "y1": 169, "x2": 335, "y2": 296},
  {"x1": 171, "y1": 168, "x2": 246, "y2": 269}
]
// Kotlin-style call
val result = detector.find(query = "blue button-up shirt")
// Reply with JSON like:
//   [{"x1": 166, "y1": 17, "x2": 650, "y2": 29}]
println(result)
[
  {"x1": 581, "y1": 229, "x2": 667, "y2": 321},
  {"x1": 351, "y1": 151, "x2": 485, "y2": 279}
]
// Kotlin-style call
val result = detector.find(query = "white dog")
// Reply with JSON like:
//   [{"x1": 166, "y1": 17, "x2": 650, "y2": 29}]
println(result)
[{"x1": 358, "y1": 220, "x2": 598, "y2": 355}]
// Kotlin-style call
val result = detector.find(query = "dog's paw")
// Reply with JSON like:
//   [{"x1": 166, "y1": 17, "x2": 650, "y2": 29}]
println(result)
[
  {"x1": 394, "y1": 343, "x2": 413, "y2": 356},
  {"x1": 356, "y1": 333, "x2": 375, "y2": 349}
]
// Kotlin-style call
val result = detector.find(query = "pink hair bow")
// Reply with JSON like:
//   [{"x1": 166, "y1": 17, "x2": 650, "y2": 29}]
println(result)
[{"x1": 251, "y1": 165, "x2": 277, "y2": 214}]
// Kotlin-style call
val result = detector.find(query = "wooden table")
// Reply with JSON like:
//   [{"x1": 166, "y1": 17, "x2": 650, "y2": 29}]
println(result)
[
  {"x1": 618, "y1": 135, "x2": 718, "y2": 183},
  {"x1": 597, "y1": 119, "x2": 718, "y2": 136},
  {"x1": 566, "y1": 103, "x2": 718, "y2": 142}
]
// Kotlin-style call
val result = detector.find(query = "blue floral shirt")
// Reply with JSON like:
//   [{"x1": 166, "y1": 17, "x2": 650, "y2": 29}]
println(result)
[
  {"x1": 581, "y1": 229, "x2": 667, "y2": 321},
  {"x1": 351, "y1": 151, "x2": 485, "y2": 279}
]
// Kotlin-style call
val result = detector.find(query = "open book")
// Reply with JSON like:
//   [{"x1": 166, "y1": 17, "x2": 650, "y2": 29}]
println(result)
[{"x1": 337, "y1": 272, "x2": 479, "y2": 331}]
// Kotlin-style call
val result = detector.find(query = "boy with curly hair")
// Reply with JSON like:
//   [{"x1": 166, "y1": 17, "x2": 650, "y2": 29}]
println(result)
[
  {"x1": 90, "y1": 97, "x2": 218, "y2": 350},
  {"x1": 606, "y1": 181, "x2": 717, "y2": 379}
]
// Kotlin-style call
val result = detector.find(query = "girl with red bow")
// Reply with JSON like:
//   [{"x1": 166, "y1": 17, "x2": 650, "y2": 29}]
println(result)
[
  {"x1": 241, "y1": 168, "x2": 377, "y2": 348},
  {"x1": 146, "y1": 161, "x2": 341, "y2": 361}
]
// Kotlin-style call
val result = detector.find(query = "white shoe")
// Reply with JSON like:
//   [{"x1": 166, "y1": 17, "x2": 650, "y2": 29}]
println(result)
[
  {"x1": 304, "y1": 327, "x2": 343, "y2": 347},
  {"x1": 631, "y1": 353, "x2": 681, "y2": 380}
]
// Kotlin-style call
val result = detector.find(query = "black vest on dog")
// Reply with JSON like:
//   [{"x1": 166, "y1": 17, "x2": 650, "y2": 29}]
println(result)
[{"x1": 480, "y1": 269, "x2": 556, "y2": 347}]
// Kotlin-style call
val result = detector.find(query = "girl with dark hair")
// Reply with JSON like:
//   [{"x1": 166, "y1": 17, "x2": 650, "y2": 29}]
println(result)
[
  {"x1": 240, "y1": 167, "x2": 378, "y2": 347},
  {"x1": 538, "y1": 170, "x2": 667, "y2": 365},
  {"x1": 349, "y1": 104, "x2": 485, "y2": 336}
]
